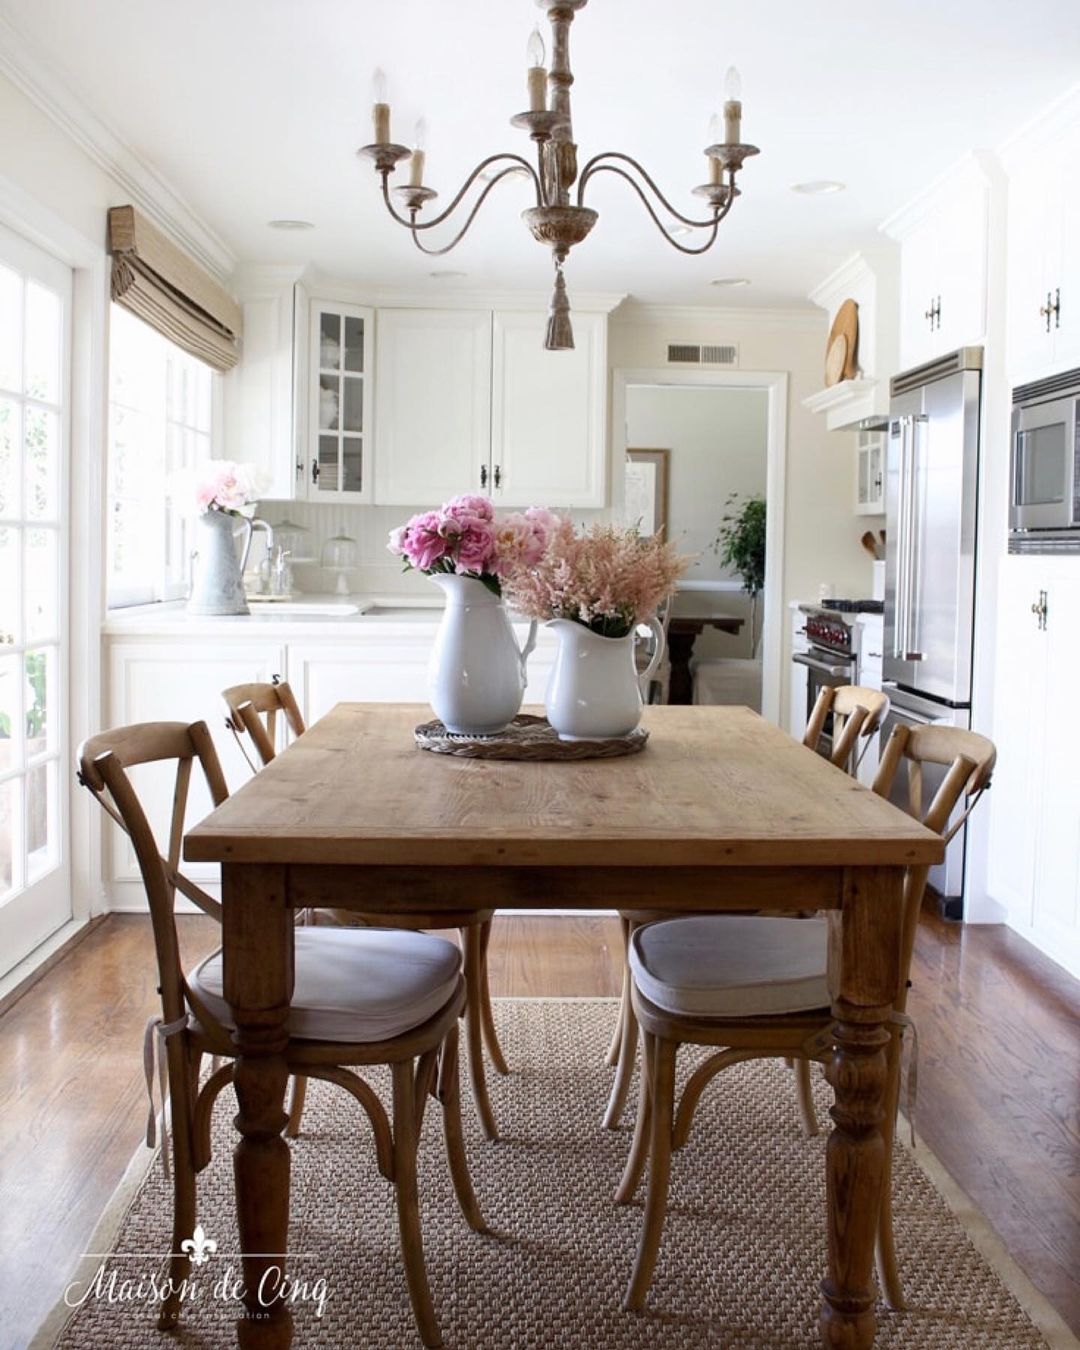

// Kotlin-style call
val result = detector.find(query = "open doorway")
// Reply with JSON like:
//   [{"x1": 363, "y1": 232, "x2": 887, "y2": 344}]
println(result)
[{"x1": 614, "y1": 369, "x2": 787, "y2": 722}]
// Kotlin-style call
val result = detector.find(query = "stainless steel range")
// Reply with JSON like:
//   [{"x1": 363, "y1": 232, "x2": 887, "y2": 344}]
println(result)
[{"x1": 793, "y1": 600, "x2": 883, "y2": 758}]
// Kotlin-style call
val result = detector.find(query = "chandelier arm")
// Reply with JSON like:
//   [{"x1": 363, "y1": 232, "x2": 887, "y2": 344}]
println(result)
[
  {"x1": 577, "y1": 151, "x2": 727, "y2": 229},
  {"x1": 577, "y1": 165, "x2": 732, "y2": 255},
  {"x1": 379, "y1": 154, "x2": 541, "y2": 232},
  {"x1": 397, "y1": 167, "x2": 537, "y2": 256}
]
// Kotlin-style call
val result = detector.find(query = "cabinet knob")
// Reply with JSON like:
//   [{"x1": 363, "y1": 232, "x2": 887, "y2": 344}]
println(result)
[
  {"x1": 311, "y1": 460, "x2": 320, "y2": 485},
  {"x1": 1031, "y1": 590, "x2": 1048, "y2": 630},
  {"x1": 479, "y1": 464, "x2": 488, "y2": 489},
  {"x1": 493, "y1": 464, "x2": 502, "y2": 490}
]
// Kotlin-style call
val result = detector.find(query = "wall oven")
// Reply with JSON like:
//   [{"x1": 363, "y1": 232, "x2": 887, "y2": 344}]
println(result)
[{"x1": 1010, "y1": 367, "x2": 1080, "y2": 545}]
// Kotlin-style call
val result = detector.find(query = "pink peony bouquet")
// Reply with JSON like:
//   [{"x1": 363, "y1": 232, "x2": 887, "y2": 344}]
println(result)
[
  {"x1": 504, "y1": 516, "x2": 690, "y2": 639},
  {"x1": 186, "y1": 460, "x2": 262, "y2": 516},
  {"x1": 388, "y1": 495, "x2": 559, "y2": 596}
]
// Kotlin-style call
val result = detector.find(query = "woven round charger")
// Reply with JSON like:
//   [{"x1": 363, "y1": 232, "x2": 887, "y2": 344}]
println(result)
[{"x1": 414, "y1": 714, "x2": 649, "y2": 760}]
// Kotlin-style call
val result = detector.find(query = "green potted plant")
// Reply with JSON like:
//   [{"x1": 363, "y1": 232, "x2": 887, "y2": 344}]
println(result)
[{"x1": 713, "y1": 493, "x2": 766, "y2": 655}]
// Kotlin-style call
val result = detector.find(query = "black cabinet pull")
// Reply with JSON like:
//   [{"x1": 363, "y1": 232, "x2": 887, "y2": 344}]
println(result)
[
  {"x1": 493, "y1": 464, "x2": 502, "y2": 489},
  {"x1": 480, "y1": 464, "x2": 488, "y2": 489}
]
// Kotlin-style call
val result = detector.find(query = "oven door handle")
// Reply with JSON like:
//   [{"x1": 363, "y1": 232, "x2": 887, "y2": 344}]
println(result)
[{"x1": 792, "y1": 652, "x2": 854, "y2": 679}]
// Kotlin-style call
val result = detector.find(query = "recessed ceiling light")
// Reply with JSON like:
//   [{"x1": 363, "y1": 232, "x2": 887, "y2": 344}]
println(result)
[
  {"x1": 429, "y1": 269, "x2": 468, "y2": 280},
  {"x1": 709, "y1": 277, "x2": 751, "y2": 288},
  {"x1": 791, "y1": 180, "x2": 845, "y2": 195},
  {"x1": 267, "y1": 218, "x2": 315, "y2": 230}
]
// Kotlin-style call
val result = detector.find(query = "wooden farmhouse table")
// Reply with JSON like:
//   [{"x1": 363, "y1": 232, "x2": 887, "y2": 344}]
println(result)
[{"x1": 185, "y1": 703, "x2": 943, "y2": 1350}]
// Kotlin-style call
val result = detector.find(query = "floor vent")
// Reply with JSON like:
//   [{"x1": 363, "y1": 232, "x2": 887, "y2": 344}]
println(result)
[{"x1": 666, "y1": 342, "x2": 738, "y2": 366}]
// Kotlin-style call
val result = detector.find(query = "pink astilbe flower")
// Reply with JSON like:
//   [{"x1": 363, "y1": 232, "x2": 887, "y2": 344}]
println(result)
[
  {"x1": 504, "y1": 517, "x2": 691, "y2": 638},
  {"x1": 185, "y1": 460, "x2": 262, "y2": 515}
]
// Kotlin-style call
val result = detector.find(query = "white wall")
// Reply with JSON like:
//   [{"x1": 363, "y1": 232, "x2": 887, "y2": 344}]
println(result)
[{"x1": 610, "y1": 309, "x2": 872, "y2": 712}]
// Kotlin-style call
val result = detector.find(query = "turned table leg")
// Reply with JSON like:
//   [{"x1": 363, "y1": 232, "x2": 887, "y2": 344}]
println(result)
[
  {"x1": 223, "y1": 863, "x2": 295, "y2": 1350},
  {"x1": 666, "y1": 629, "x2": 698, "y2": 705},
  {"x1": 819, "y1": 866, "x2": 903, "y2": 1350}
]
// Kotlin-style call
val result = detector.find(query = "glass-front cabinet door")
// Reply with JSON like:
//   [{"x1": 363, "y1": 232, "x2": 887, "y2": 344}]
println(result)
[{"x1": 308, "y1": 301, "x2": 373, "y2": 503}]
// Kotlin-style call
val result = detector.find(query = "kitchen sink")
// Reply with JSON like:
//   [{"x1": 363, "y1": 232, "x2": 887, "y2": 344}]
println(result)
[{"x1": 246, "y1": 601, "x2": 360, "y2": 616}]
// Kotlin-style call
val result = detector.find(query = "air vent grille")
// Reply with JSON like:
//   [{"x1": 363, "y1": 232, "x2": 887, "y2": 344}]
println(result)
[{"x1": 666, "y1": 342, "x2": 738, "y2": 366}]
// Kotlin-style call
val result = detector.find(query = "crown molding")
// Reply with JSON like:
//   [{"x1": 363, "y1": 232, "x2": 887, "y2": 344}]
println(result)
[
  {"x1": 301, "y1": 274, "x2": 628, "y2": 313},
  {"x1": 879, "y1": 150, "x2": 997, "y2": 243},
  {"x1": 807, "y1": 251, "x2": 881, "y2": 313},
  {"x1": 997, "y1": 81, "x2": 1080, "y2": 171},
  {"x1": 0, "y1": 12, "x2": 236, "y2": 284},
  {"x1": 611, "y1": 300, "x2": 824, "y2": 332}
]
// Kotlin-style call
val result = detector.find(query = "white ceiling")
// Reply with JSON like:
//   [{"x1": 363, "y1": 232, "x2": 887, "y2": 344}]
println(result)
[{"x1": 3, "y1": 0, "x2": 1080, "y2": 307}]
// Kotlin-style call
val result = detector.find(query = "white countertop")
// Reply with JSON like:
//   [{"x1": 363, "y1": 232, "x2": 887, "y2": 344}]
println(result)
[{"x1": 101, "y1": 593, "x2": 545, "y2": 639}]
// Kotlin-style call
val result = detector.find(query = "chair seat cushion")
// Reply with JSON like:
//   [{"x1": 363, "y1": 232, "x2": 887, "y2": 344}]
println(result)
[
  {"x1": 629, "y1": 915, "x2": 829, "y2": 1018},
  {"x1": 190, "y1": 926, "x2": 462, "y2": 1044}
]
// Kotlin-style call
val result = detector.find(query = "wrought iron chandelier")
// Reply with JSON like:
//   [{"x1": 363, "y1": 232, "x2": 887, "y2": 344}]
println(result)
[{"x1": 359, "y1": 0, "x2": 759, "y2": 350}]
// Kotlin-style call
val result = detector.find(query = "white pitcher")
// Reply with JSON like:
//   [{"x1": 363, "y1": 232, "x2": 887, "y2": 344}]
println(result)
[
  {"x1": 428, "y1": 574, "x2": 538, "y2": 736},
  {"x1": 545, "y1": 616, "x2": 665, "y2": 741}
]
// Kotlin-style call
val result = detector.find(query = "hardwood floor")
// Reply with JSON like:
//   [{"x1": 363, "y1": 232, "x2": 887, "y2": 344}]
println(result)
[{"x1": 0, "y1": 911, "x2": 1077, "y2": 1347}]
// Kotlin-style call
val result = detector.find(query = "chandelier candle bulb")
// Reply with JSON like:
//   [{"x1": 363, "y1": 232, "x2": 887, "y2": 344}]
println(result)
[
  {"x1": 722, "y1": 65, "x2": 742, "y2": 144},
  {"x1": 409, "y1": 119, "x2": 427, "y2": 187},
  {"x1": 527, "y1": 26, "x2": 547, "y2": 112},
  {"x1": 371, "y1": 67, "x2": 390, "y2": 144},
  {"x1": 707, "y1": 114, "x2": 723, "y2": 184}
]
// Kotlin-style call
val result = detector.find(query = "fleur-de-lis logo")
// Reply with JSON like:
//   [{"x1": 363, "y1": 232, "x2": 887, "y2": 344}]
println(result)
[{"x1": 180, "y1": 1225, "x2": 217, "y2": 1266}]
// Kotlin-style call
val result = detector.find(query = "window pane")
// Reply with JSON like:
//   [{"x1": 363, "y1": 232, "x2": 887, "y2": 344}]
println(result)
[
  {"x1": 316, "y1": 436, "x2": 339, "y2": 491},
  {"x1": 0, "y1": 528, "x2": 19, "y2": 646},
  {"x1": 26, "y1": 759, "x2": 58, "y2": 883},
  {"x1": 25, "y1": 648, "x2": 53, "y2": 750},
  {"x1": 25, "y1": 529, "x2": 58, "y2": 642},
  {"x1": 342, "y1": 436, "x2": 363, "y2": 494},
  {"x1": 25, "y1": 405, "x2": 59, "y2": 520},
  {"x1": 318, "y1": 376, "x2": 339, "y2": 430},
  {"x1": 0, "y1": 653, "x2": 19, "y2": 765},
  {"x1": 319, "y1": 312, "x2": 342, "y2": 368},
  {"x1": 0, "y1": 777, "x2": 18, "y2": 903},
  {"x1": 342, "y1": 376, "x2": 363, "y2": 433},
  {"x1": 0, "y1": 397, "x2": 18, "y2": 518},
  {"x1": 25, "y1": 281, "x2": 61, "y2": 403},
  {"x1": 343, "y1": 317, "x2": 364, "y2": 372},
  {"x1": 0, "y1": 265, "x2": 21, "y2": 394}
]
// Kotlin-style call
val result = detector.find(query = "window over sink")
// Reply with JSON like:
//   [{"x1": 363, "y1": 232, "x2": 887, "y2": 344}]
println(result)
[{"x1": 107, "y1": 304, "x2": 218, "y2": 607}]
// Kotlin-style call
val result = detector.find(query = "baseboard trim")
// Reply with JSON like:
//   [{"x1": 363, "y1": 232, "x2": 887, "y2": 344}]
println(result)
[{"x1": 0, "y1": 915, "x2": 103, "y2": 1017}]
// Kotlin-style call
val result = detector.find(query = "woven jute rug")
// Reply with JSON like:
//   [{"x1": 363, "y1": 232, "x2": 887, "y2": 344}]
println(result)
[{"x1": 42, "y1": 999, "x2": 1076, "y2": 1349}]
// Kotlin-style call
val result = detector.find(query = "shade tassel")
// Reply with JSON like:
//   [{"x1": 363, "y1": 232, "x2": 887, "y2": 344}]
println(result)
[{"x1": 544, "y1": 267, "x2": 575, "y2": 351}]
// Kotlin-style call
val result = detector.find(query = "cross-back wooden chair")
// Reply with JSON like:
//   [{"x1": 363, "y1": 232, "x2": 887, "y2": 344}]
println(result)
[
  {"x1": 616, "y1": 722, "x2": 995, "y2": 1315},
  {"x1": 78, "y1": 721, "x2": 485, "y2": 1348},
  {"x1": 603, "y1": 684, "x2": 892, "y2": 1131},
  {"x1": 222, "y1": 681, "x2": 510, "y2": 1142}
]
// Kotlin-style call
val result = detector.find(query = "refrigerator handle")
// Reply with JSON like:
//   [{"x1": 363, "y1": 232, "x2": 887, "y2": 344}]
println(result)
[
  {"x1": 892, "y1": 416, "x2": 911, "y2": 659},
  {"x1": 904, "y1": 415, "x2": 928, "y2": 662}
]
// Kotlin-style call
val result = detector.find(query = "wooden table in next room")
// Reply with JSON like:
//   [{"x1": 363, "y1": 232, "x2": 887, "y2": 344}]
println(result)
[
  {"x1": 666, "y1": 614, "x2": 745, "y2": 703},
  {"x1": 184, "y1": 703, "x2": 943, "y2": 1350}
]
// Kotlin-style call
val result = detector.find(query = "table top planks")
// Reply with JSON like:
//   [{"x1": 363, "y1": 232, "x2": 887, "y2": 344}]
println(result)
[{"x1": 185, "y1": 704, "x2": 943, "y2": 869}]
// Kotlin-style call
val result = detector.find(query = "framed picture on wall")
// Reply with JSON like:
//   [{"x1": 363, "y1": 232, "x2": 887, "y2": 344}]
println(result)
[{"x1": 624, "y1": 448, "x2": 671, "y2": 536}]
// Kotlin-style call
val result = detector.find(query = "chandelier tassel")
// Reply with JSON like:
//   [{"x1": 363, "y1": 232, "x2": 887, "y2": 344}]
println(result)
[{"x1": 545, "y1": 265, "x2": 574, "y2": 351}]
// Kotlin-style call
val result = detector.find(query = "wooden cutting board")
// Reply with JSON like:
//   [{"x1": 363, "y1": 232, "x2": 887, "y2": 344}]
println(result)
[{"x1": 826, "y1": 299, "x2": 859, "y2": 380}]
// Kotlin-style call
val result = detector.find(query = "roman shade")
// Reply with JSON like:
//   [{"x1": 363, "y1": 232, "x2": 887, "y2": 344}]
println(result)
[{"x1": 107, "y1": 205, "x2": 242, "y2": 372}]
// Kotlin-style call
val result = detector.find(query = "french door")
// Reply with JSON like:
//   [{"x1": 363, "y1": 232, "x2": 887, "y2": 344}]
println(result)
[{"x1": 0, "y1": 222, "x2": 72, "y2": 976}]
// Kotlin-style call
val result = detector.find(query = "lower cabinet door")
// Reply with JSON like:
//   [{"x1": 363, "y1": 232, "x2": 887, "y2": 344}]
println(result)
[
  {"x1": 287, "y1": 635, "x2": 434, "y2": 724},
  {"x1": 106, "y1": 640, "x2": 287, "y2": 900}
]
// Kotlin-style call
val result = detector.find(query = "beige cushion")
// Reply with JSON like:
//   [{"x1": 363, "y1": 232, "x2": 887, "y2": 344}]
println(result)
[
  {"x1": 190, "y1": 926, "x2": 462, "y2": 1044},
  {"x1": 629, "y1": 915, "x2": 829, "y2": 1018}
]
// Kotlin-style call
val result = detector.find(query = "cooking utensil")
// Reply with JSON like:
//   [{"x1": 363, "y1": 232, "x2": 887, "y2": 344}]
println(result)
[{"x1": 860, "y1": 530, "x2": 879, "y2": 559}]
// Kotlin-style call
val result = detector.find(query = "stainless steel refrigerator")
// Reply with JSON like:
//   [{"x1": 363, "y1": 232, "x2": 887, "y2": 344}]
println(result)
[{"x1": 883, "y1": 347, "x2": 982, "y2": 917}]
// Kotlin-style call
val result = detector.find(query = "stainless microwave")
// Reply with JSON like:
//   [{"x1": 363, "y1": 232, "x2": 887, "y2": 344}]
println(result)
[{"x1": 1010, "y1": 368, "x2": 1080, "y2": 537}]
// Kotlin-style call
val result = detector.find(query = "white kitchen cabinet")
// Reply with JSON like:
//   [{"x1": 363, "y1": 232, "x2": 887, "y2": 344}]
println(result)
[
  {"x1": 106, "y1": 640, "x2": 286, "y2": 900},
  {"x1": 887, "y1": 163, "x2": 989, "y2": 371},
  {"x1": 987, "y1": 557, "x2": 1080, "y2": 977},
  {"x1": 307, "y1": 300, "x2": 374, "y2": 503},
  {"x1": 374, "y1": 306, "x2": 608, "y2": 508},
  {"x1": 491, "y1": 310, "x2": 606, "y2": 507},
  {"x1": 373, "y1": 308, "x2": 493, "y2": 505},
  {"x1": 287, "y1": 633, "x2": 434, "y2": 722},
  {"x1": 855, "y1": 429, "x2": 885, "y2": 515},
  {"x1": 224, "y1": 276, "x2": 305, "y2": 500},
  {"x1": 1007, "y1": 122, "x2": 1080, "y2": 380}
]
